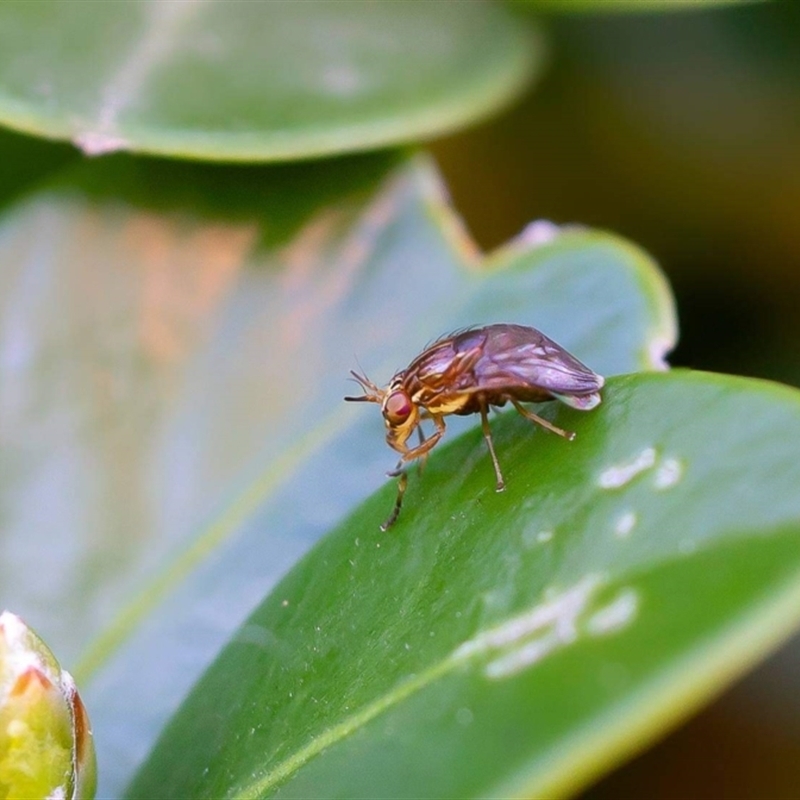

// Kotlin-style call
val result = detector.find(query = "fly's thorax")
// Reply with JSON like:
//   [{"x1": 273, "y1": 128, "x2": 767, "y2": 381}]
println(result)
[{"x1": 415, "y1": 391, "x2": 472, "y2": 416}]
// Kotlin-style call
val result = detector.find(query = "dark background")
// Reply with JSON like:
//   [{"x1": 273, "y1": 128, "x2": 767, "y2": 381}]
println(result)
[{"x1": 432, "y1": 2, "x2": 800, "y2": 797}]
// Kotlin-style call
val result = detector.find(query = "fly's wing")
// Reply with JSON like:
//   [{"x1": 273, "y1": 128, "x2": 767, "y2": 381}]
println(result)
[
  {"x1": 465, "y1": 324, "x2": 604, "y2": 409},
  {"x1": 405, "y1": 344, "x2": 476, "y2": 403}
]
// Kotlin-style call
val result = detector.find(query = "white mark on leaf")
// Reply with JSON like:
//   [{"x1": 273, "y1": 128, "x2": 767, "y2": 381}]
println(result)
[
  {"x1": 523, "y1": 528, "x2": 554, "y2": 547},
  {"x1": 654, "y1": 457, "x2": 683, "y2": 490},
  {"x1": 73, "y1": 133, "x2": 131, "y2": 156},
  {"x1": 614, "y1": 510, "x2": 637, "y2": 538},
  {"x1": 322, "y1": 65, "x2": 364, "y2": 95},
  {"x1": 455, "y1": 576, "x2": 602, "y2": 661},
  {"x1": 585, "y1": 589, "x2": 639, "y2": 636},
  {"x1": 598, "y1": 447, "x2": 657, "y2": 489},
  {"x1": 452, "y1": 575, "x2": 637, "y2": 680}
]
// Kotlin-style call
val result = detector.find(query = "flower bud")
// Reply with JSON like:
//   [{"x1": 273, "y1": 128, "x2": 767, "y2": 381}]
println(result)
[{"x1": 0, "y1": 611, "x2": 96, "y2": 799}]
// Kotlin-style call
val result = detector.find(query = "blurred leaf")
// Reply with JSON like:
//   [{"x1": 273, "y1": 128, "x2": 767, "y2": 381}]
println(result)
[
  {"x1": 0, "y1": 129, "x2": 77, "y2": 210},
  {"x1": 0, "y1": 0, "x2": 542, "y2": 160},
  {"x1": 523, "y1": 0, "x2": 765, "y2": 12},
  {"x1": 0, "y1": 152, "x2": 674, "y2": 794},
  {"x1": 126, "y1": 371, "x2": 800, "y2": 799}
]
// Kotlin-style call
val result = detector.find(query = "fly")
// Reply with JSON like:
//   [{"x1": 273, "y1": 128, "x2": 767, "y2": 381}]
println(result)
[{"x1": 345, "y1": 323, "x2": 604, "y2": 530}]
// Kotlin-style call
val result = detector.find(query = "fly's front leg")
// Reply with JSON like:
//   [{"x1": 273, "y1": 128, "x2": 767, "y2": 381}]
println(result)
[
  {"x1": 397, "y1": 415, "x2": 446, "y2": 464},
  {"x1": 381, "y1": 469, "x2": 407, "y2": 531},
  {"x1": 382, "y1": 417, "x2": 445, "y2": 530},
  {"x1": 510, "y1": 398, "x2": 575, "y2": 441},
  {"x1": 480, "y1": 404, "x2": 505, "y2": 492}
]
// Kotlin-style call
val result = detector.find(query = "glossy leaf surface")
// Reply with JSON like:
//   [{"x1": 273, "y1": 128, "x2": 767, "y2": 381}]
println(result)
[
  {"x1": 0, "y1": 151, "x2": 674, "y2": 794},
  {"x1": 0, "y1": 1, "x2": 541, "y2": 160},
  {"x1": 127, "y1": 371, "x2": 800, "y2": 799}
]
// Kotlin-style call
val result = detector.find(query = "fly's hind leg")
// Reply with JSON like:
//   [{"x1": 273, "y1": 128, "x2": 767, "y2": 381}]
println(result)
[
  {"x1": 480, "y1": 404, "x2": 505, "y2": 492},
  {"x1": 510, "y1": 398, "x2": 575, "y2": 441}
]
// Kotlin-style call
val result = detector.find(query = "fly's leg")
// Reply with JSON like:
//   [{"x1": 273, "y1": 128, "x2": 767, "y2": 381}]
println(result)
[
  {"x1": 387, "y1": 457, "x2": 404, "y2": 478},
  {"x1": 381, "y1": 470, "x2": 408, "y2": 531},
  {"x1": 510, "y1": 398, "x2": 575, "y2": 441},
  {"x1": 382, "y1": 418, "x2": 445, "y2": 530},
  {"x1": 385, "y1": 425, "x2": 427, "y2": 478},
  {"x1": 396, "y1": 415, "x2": 446, "y2": 463},
  {"x1": 480, "y1": 404, "x2": 506, "y2": 492},
  {"x1": 415, "y1": 425, "x2": 428, "y2": 475}
]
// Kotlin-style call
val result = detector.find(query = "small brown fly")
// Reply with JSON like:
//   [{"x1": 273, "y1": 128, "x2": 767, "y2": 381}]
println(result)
[{"x1": 345, "y1": 323, "x2": 604, "y2": 530}]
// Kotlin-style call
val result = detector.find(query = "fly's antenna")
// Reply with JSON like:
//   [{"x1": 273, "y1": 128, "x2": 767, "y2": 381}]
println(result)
[{"x1": 344, "y1": 369, "x2": 383, "y2": 403}]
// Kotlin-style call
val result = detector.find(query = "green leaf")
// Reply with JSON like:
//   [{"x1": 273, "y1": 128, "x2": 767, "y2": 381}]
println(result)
[
  {"x1": 0, "y1": 128, "x2": 77, "y2": 211},
  {"x1": 0, "y1": 1, "x2": 542, "y2": 161},
  {"x1": 0, "y1": 151, "x2": 673, "y2": 795},
  {"x1": 522, "y1": 0, "x2": 765, "y2": 12},
  {"x1": 126, "y1": 371, "x2": 800, "y2": 799}
]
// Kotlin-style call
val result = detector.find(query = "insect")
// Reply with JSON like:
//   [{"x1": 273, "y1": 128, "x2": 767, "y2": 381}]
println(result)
[{"x1": 345, "y1": 323, "x2": 604, "y2": 530}]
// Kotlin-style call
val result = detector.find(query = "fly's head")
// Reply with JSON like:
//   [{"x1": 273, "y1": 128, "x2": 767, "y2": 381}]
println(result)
[
  {"x1": 344, "y1": 370, "x2": 419, "y2": 454},
  {"x1": 380, "y1": 377, "x2": 419, "y2": 453}
]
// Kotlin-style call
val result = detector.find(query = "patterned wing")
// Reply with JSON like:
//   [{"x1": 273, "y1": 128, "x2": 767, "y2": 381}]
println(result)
[{"x1": 464, "y1": 324, "x2": 604, "y2": 406}]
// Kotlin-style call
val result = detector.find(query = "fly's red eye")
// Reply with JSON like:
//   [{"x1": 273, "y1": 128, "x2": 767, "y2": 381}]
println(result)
[{"x1": 384, "y1": 391, "x2": 413, "y2": 425}]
